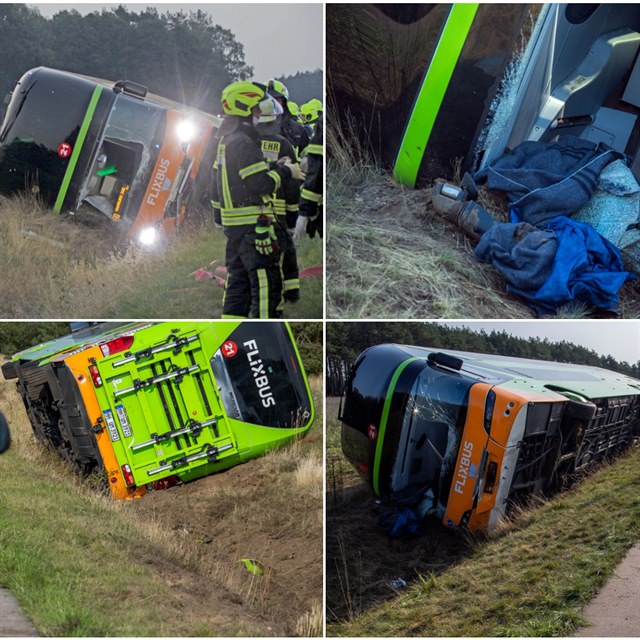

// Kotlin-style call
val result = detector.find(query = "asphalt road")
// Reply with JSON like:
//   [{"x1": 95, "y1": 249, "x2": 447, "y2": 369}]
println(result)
[
  {"x1": 575, "y1": 542, "x2": 640, "y2": 637},
  {"x1": 0, "y1": 589, "x2": 37, "y2": 637}
]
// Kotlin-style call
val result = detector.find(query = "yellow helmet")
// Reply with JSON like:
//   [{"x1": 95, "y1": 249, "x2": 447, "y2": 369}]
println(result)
[
  {"x1": 221, "y1": 81, "x2": 267, "y2": 117},
  {"x1": 308, "y1": 98, "x2": 323, "y2": 113},
  {"x1": 288, "y1": 100, "x2": 300, "y2": 117},
  {"x1": 266, "y1": 79, "x2": 289, "y2": 101},
  {"x1": 301, "y1": 101, "x2": 320, "y2": 124}
]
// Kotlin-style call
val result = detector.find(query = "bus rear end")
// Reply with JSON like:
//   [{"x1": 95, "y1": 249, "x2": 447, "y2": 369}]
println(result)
[{"x1": 89, "y1": 322, "x2": 314, "y2": 494}]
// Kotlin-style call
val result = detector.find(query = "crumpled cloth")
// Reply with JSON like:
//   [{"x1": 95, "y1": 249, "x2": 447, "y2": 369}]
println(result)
[
  {"x1": 474, "y1": 137, "x2": 622, "y2": 226},
  {"x1": 573, "y1": 160, "x2": 640, "y2": 274},
  {"x1": 378, "y1": 507, "x2": 420, "y2": 538},
  {"x1": 475, "y1": 216, "x2": 634, "y2": 315}
]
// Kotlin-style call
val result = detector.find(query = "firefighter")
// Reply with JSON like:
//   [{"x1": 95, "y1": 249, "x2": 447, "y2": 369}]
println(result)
[
  {"x1": 296, "y1": 112, "x2": 323, "y2": 240},
  {"x1": 301, "y1": 99, "x2": 323, "y2": 135},
  {"x1": 211, "y1": 81, "x2": 304, "y2": 319},
  {"x1": 266, "y1": 79, "x2": 309, "y2": 157},
  {"x1": 287, "y1": 100, "x2": 303, "y2": 125},
  {"x1": 255, "y1": 96, "x2": 303, "y2": 304}
]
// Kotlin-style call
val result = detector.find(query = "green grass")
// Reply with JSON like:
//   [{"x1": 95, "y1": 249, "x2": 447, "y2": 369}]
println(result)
[
  {"x1": 328, "y1": 446, "x2": 640, "y2": 637},
  {"x1": 0, "y1": 195, "x2": 322, "y2": 319},
  {"x1": 0, "y1": 448, "x2": 259, "y2": 636}
]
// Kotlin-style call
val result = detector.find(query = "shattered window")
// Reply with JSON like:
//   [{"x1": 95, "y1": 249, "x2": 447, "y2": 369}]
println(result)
[{"x1": 392, "y1": 367, "x2": 473, "y2": 512}]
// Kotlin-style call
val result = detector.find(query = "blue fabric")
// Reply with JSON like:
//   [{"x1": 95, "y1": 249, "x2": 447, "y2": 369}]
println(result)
[
  {"x1": 378, "y1": 508, "x2": 420, "y2": 538},
  {"x1": 475, "y1": 222, "x2": 558, "y2": 292},
  {"x1": 474, "y1": 137, "x2": 622, "y2": 226},
  {"x1": 476, "y1": 214, "x2": 634, "y2": 315}
]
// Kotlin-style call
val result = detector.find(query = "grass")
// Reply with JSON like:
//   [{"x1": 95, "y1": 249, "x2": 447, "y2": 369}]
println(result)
[
  {"x1": 0, "y1": 368, "x2": 324, "y2": 636},
  {"x1": 326, "y1": 154, "x2": 532, "y2": 319},
  {"x1": 0, "y1": 195, "x2": 322, "y2": 319},
  {"x1": 327, "y1": 444, "x2": 640, "y2": 637}
]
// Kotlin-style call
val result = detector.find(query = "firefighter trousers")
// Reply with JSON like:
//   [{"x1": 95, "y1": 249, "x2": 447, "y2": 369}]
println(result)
[
  {"x1": 222, "y1": 226, "x2": 283, "y2": 319},
  {"x1": 276, "y1": 217, "x2": 300, "y2": 303}
]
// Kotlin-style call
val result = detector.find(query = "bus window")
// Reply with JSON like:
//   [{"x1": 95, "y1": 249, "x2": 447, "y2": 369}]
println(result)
[{"x1": 210, "y1": 323, "x2": 311, "y2": 429}]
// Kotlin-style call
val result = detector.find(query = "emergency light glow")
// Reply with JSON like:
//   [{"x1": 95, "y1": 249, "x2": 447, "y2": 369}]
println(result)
[
  {"x1": 176, "y1": 120, "x2": 196, "y2": 142},
  {"x1": 138, "y1": 226, "x2": 158, "y2": 246}
]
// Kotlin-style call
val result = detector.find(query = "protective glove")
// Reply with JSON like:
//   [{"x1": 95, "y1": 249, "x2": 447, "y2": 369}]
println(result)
[
  {"x1": 293, "y1": 215, "x2": 307, "y2": 242},
  {"x1": 255, "y1": 215, "x2": 279, "y2": 255},
  {"x1": 306, "y1": 211, "x2": 323, "y2": 239},
  {"x1": 284, "y1": 161, "x2": 306, "y2": 181}
]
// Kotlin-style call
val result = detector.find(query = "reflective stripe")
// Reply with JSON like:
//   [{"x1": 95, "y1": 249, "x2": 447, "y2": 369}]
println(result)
[
  {"x1": 219, "y1": 144, "x2": 234, "y2": 210},
  {"x1": 54, "y1": 84, "x2": 103, "y2": 213},
  {"x1": 393, "y1": 4, "x2": 479, "y2": 187},
  {"x1": 283, "y1": 278, "x2": 300, "y2": 291},
  {"x1": 267, "y1": 169, "x2": 281, "y2": 191},
  {"x1": 307, "y1": 143, "x2": 323, "y2": 156},
  {"x1": 301, "y1": 188, "x2": 322, "y2": 203},
  {"x1": 221, "y1": 314, "x2": 248, "y2": 319},
  {"x1": 221, "y1": 208, "x2": 274, "y2": 227},
  {"x1": 286, "y1": 203, "x2": 299, "y2": 212},
  {"x1": 257, "y1": 269, "x2": 269, "y2": 318},
  {"x1": 239, "y1": 161, "x2": 268, "y2": 179},
  {"x1": 211, "y1": 199, "x2": 220, "y2": 209}
]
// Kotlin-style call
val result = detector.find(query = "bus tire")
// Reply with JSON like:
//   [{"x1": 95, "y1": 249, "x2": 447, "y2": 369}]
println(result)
[
  {"x1": 1, "y1": 361, "x2": 18, "y2": 380},
  {"x1": 0, "y1": 412, "x2": 10, "y2": 453},
  {"x1": 563, "y1": 399, "x2": 597, "y2": 422}
]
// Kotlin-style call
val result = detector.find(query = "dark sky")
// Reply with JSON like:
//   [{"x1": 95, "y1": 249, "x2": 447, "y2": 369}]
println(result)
[{"x1": 32, "y1": 3, "x2": 323, "y2": 80}]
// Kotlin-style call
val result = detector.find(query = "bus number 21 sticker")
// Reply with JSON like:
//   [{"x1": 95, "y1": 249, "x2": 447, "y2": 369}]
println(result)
[{"x1": 222, "y1": 340, "x2": 238, "y2": 358}]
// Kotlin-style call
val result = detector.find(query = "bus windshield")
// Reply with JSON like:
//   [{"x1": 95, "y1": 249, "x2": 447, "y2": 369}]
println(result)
[
  {"x1": 392, "y1": 366, "x2": 473, "y2": 509},
  {"x1": 80, "y1": 94, "x2": 165, "y2": 220},
  {"x1": 210, "y1": 324, "x2": 312, "y2": 429},
  {"x1": 0, "y1": 72, "x2": 97, "y2": 203}
]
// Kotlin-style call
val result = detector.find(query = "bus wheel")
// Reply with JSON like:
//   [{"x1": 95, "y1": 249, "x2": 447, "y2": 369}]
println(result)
[
  {"x1": 1, "y1": 361, "x2": 18, "y2": 380},
  {"x1": 0, "y1": 412, "x2": 10, "y2": 453},
  {"x1": 563, "y1": 399, "x2": 597, "y2": 422}
]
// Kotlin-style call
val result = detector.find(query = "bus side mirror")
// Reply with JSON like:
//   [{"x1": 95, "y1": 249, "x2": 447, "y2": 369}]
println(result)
[
  {"x1": 113, "y1": 80, "x2": 148, "y2": 99},
  {"x1": 428, "y1": 352, "x2": 463, "y2": 371}
]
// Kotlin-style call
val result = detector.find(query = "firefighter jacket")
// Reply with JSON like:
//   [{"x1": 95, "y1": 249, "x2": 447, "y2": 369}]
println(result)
[
  {"x1": 211, "y1": 117, "x2": 292, "y2": 227},
  {"x1": 256, "y1": 121, "x2": 301, "y2": 227},
  {"x1": 299, "y1": 114, "x2": 323, "y2": 218},
  {"x1": 281, "y1": 114, "x2": 310, "y2": 157}
]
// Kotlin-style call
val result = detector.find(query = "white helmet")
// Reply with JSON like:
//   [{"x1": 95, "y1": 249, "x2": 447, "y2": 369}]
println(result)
[{"x1": 257, "y1": 95, "x2": 284, "y2": 123}]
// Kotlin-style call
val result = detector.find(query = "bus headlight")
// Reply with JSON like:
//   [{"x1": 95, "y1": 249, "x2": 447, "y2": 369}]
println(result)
[
  {"x1": 176, "y1": 120, "x2": 196, "y2": 143},
  {"x1": 138, "y1": 226, "x2": 158, "y2": 246}
]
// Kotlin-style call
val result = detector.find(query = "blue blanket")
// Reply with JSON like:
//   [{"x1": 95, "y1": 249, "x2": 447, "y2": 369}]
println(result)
[
  {"x1": 475, "y1": 216, "x2": 634, "y2": 315},
  {"x1": 474, "y1": 137, "x2": 622, "y2": 226}
]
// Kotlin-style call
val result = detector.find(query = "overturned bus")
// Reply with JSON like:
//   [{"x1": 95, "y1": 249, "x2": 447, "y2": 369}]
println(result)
[
  {"x1": 340, "y1": 344, "x2": 640, "y2": 533},
  {"x1": 2, "y1": 321, "x2": 314, "y2": 499},
  {"x1": 0, "y1": 67, "x2": 221, "y2": 244},
  {"x1": 328, "y1": 3, "x2": 640, "y2": 187}
]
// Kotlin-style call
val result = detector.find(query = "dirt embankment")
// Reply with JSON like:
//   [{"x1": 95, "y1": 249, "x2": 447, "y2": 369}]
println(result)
[{"x1": 129, "y1": 446, "x2": 323, "y2": 635}]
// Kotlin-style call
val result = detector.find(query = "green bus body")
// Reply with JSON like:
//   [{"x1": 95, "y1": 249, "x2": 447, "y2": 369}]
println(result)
[{"x1": 3, "y1": 322, "x2": 314, "y2": 496}]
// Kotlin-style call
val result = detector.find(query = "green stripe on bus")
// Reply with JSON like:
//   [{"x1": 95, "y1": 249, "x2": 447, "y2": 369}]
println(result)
[
  {"x1": 54, "y1": 84, "x2": 103, "y2": 213},
  {"x1": 393, "y1": 3, "x2": 479, "y2": 188},
  {"x1": 373, "y1": 357, "x2": 421, "y2": 495}
]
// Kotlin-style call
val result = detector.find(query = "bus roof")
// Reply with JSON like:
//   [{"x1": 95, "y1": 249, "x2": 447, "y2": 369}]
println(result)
[{"x1": 393, "y1": 344, "x2": 640, "y2": 400}]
